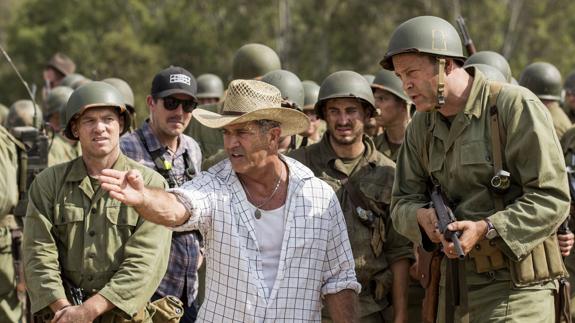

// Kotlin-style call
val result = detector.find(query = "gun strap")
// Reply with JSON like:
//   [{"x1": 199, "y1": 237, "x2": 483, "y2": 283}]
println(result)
[{"x1": 488, "y1": 82, "x2": 506, "y2": 211}]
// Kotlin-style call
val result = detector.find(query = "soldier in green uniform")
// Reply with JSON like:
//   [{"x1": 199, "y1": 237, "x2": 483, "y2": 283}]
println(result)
[
  {"x1": 563, "y1": 71, "x2": 575, "y2": 123},
  {"x1": 301, "y1": 80, "x2": 325, "y2": 144},
  {"x1": 0, "y1": 125, "x2": 22, "y2": 323},
  {"x1": 519, "y1": 62, "x2": 572, "y2": 139},
  {"x1": 185, "y1": 43, "x2": 281, "y2": 161},
  {"x1": 196, "y1": 73, "x2": 224, "y2": 105},
  {"x1": 560, "y1": 128, "x2": 575, "y2": 322},
  {"x1": 23, "y1": 82, "x2": 173, "y2": 322},
  {"x1": 42, "y1": 53, "x2": 76, "y2": 101},
  {"x1": 5, "y1": 99, "x2": 43, "y2": 130},
  {"x1": 464, "y1": 51, "x2": 513, "y2": 83},
  {"x1": 371, "y1": 69, "x2": 411, "y2": 162},
  {"x1": 289, "y1": 70, "x2": 413, "y2": 323},
  {"x1": 45, "y1": 86, "x2": 82, "y2": 166},
  {"x1": 385, "y1": 16, "x2": 570, "y2": 322}
]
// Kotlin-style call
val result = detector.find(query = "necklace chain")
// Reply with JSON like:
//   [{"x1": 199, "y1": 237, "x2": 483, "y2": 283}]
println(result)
[{"x1": 241, "y1": 163, "x2": 284, "y2": 209}]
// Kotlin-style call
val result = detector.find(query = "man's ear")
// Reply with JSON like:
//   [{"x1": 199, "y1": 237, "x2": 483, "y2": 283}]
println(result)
[
  {"x1": 146, "y1": 95, "x2": 156, "y2": 113},
  {"x1": 269, "y1": 126, "x2": 282, "y2": 143},
  {"x1": 445, "y1": 58, "x2": 457, "y2": 75}
]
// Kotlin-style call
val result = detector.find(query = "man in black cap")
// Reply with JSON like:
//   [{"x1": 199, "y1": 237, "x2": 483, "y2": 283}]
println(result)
[{"x1": 120, "y1": 66, "x2": 203, "y2": 322}]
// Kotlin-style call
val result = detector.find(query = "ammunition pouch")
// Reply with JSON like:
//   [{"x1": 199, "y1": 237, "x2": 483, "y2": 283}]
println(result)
[
  {"x1": 114, "y1": 296, "x2": 184, "y2": 323},
  {"x1": 469, "y1": 234, "x2": 567, "y2": 287}
]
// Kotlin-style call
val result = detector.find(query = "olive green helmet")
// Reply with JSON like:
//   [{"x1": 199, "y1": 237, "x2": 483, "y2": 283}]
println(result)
[
  {"x1": 519, "y1": 62, "x2": 562, "y2": 101},
  {"x1": 261, "y1": 69, "x2": 305, "y2": 109},
  {"x1": 315, "y1": 70, "x2": 376, "y2": 119},
  {"x1": 465, "y1": 64, "x2": 507, "y2": 83},
  {"x1": 564, "y1": 71, "x2": 575, "y2": 93},
  {"x1": 0, "y1": 103, "x2": 8, "y2": 126},
  {"x1": 232, "y1": 43, "x2": 281, "y2": 80},
  {"x1": 60, "y1": 73, "x2": 87, "y2": 88},
  {"x1": 371, "y1": 69, "x2": 409, "y2": 102},
  {"x1": 196, "y1": 73, "x2": 224, "y2": 99},
  {"x1": 362, "y1": 74, "x2": 375, "y2": 84},
  {"x1": 102, "y1": 77, "x2": 135, "y2": 111},
  {"x1": 63, "y1": 81, "x2": 130, "y2": 140},
  {"x1": 302, "y1": 80, "x2": 320, "y2": 110},
  {"x1": 45, "y1": 86, "x2": 74, "y2": 118},
  {"x1": 6, "y1": 100, "x2": 43, "y2": 129},
  {"x1": 464, "y1": 51, "x2": 512, "y2": 82},
  {"x1": 380, "y1": 16, "x2": 466, "y2": 70}
]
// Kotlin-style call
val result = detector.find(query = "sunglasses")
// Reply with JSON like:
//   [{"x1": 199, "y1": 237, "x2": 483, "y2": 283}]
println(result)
[{"x1": 162, "y1": 97, "x2": 198, "y2": 112}]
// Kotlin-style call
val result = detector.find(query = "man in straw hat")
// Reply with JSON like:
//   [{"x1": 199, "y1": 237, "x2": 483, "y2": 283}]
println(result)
[{"x1": 99, "y1": 79, "x2": 361, "y2": 322}]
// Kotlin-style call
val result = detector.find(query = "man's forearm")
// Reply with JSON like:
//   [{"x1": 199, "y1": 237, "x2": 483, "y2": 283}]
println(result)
[
  {"x1": 136, "y1": 187, "x2": 189, "y2": 227},
  {"x1": 325, "y1": 289, "x2": 358, "y2": 323},
  {"x1": 391, "y1": 258, "x2": 410, "y2": 323}
]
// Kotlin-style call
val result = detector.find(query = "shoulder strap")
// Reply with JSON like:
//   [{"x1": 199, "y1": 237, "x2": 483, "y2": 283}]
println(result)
[
  {"x1": 135, "y1": 128, "x2": 178, "y2": 188},
  {"x1": 488, "y1": 82, "x2": 506, "y2": 211}
]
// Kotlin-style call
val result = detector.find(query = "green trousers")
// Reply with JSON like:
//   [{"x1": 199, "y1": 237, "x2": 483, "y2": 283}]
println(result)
[{"x1": 0, "y1": 227, "x2": 22, "y2": 323}]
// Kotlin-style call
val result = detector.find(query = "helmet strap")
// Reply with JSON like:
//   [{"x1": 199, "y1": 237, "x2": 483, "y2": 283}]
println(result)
[{"x1": 436, "y1": 58, "x2": 446, "y2": 108}]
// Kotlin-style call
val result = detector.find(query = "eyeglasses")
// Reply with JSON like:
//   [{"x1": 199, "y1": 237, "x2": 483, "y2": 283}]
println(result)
[{"x1": 162, "y1": 97, "x2": 198, "y2": 112}]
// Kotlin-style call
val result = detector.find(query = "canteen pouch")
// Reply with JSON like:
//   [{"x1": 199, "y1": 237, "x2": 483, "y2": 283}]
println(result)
[
  {"x1": 509, "y1": 234, "x2": 567, "y2": 287},
  {"x1": 149, "y1": 295, "x2": 184, "y2": 323},
  {"x1": 468, "y1": 239, "x2": 506, "y2": 273}
]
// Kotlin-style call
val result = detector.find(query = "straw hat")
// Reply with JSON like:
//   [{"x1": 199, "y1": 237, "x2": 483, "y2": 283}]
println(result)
[{"x1": 192, "y1": 79, "x2": 310, "y2": 137}]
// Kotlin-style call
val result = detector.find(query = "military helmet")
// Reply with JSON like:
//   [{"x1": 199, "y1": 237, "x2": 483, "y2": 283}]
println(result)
[
  {"x1": 45, "y1": 86, "x2": 74, "y2": 118},
  {"x1": 315, "y1": 70, "x2": 376, "y2": 119},
  {"x1": 102, "y1": 77, "x2": 135, "y2": 111},
  {"x1": 564, "y1": 71, "x2": 575, "y2": 93},
  {"x1": 60, "y1": 73, "x2": 87, "y2": 88},
  {"x1": 196, "y1": 73, "x2": 224, "y2": 99},
  {"x1": 63, "y1": 81, "x2": 130, "y2": 140},
  {"x1": 519, "y1": 62, "x2": 562, "y2": 101},
  {"x1": 362, "y1": 74, "x2": 375, "y2": 84},
  {"x1": 302, "y1": 80, "x2": 320, "y2": 110},
  {"x1": 371, "y1": 69, "x2": 409, "y2": 102},
  {"x1": 381, "y1": 16, "x2": 466, "y2": 70},
  {"x1": 261, "y1": 69, "x2": 305, "y2": 109},
  {"x1": 466, "y1": 64, "x2": 507, "y2": 83},
  {"x1": 6, "y1": 100, "x2": 43, "y2": 129},
  {"x1": 464, "y1": 51, "x2": 512, "y2": 82},
  {"x1": 232, "y1": 43, "x2": 281, "y2": 80}
]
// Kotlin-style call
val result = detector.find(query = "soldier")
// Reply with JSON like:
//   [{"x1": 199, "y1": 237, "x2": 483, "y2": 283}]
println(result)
[
  {"x1": 102, "y1": 77, "x2": 137, "y2": 132},
  {"x1": 196, "y1": 73, "x2": 224, "y2": 105},
  {"x1": 563, "y1": 71, "x2": 575, "y2": 123},
  {"x1": 44, "y1": 86, "x2": 82, "y2": 166},
  {"x1": 0, "y1": 125, "x2": 22, "y2": 323},
  {"x1": 385, "y1": 16, "x2": 569, "y2": 322},
  {"x1": 43, "y1": 53, "x2": 76, "y2": 100},
  {"x1": 289, "y1": 70, "x2": 413, "y2": 323},
  {"x1": 60, "y1": 73, "x2": 90, "y2": 90},
  {"x1": 464, "y1": 50, "x2": 513, "y2": 83},
  {"x1": 5, "y1": 99, "x2": 43, "y2": 130},
  {"x1": 120, "y1": 66, "x2": 202, "y2": 323},
  {"x1": 23, "y1": 82, "x2": 173, "y2": 322},
  {"x1": 519, "y1": 62, "x2": 572, "y2": 139},
  {"x1": 301, "y1": 80, "x2": 325, "y2": 144},
  {"x1": 185, "y1": 43, "x2": 281, "y2": 161},
  {"x1": 371, "y1": 69, "x2": 412, "y2": 161}
]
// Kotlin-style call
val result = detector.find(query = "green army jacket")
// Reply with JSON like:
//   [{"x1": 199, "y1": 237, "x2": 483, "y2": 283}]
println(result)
[
  {"x1": 48, "y1": 133, "x2": 81, "y2": 167},
  {"x1": 391, "y1": 70, "x2": 570, "y2": 265},
  {"x1": 373, "y1": 130, "x2": 401, "y2": 162},
  {"x1": 0, "y1": 126, "x2": 18, "y2": 218},
  {"x1": 23, "y1": 153, "x2": 172, "y2": 317},
  {"x1": 289, "y1": 134, "x2": 413, "y2": 315},
  {"x1": 185, "y1": 103, "x2": 223, "y2": 160},
  {"x1": 547, "y1": 101, "x2": 572, "y2": 140}
]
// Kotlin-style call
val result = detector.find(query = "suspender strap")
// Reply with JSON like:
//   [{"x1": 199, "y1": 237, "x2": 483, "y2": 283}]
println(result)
[{"x1": 136, "y1": 128, "x2": 178, "y2": 188}]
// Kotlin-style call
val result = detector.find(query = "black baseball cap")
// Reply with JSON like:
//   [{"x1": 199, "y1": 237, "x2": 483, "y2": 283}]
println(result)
[{"x1": 151, "y1": 66, "x2": 197, "y2": 99}]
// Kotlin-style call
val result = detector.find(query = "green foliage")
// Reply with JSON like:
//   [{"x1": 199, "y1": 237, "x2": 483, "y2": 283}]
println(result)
[{"x1": 1, "y1": 0, "x2": 575, "y2": 126}]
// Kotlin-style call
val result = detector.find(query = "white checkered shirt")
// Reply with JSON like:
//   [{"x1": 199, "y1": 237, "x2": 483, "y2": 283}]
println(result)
[{"x1": 170, "y1": 155, "x2": 360, "y2": 322}]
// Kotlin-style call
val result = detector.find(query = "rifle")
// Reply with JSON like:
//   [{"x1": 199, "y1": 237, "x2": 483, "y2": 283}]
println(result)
[
  {"x1": 430, "y1": 184, "x2": 465, "y2": 259},
  {"x1": 456, "y1": 16, "x2": 477, "y2": 56}
]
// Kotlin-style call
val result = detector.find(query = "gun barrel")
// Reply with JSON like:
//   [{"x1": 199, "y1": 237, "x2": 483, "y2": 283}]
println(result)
[{"x1": 450, "y1": 233, "x2": 465, "y2": 259}]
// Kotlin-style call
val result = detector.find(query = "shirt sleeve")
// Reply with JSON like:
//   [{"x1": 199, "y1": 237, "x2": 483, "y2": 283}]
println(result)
[
  {"x1": 321, "y1": 192, "x2": 361, "y2": 296},
  {"x1": 168, "y1": 172, "x2": 217, "y2": 235},
  {"x1": 390, "y1": 116, "x2": 432, "y2": 246},
  {"x1": 490, "y1": 91, "x2": 570, "y2": 260}
]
